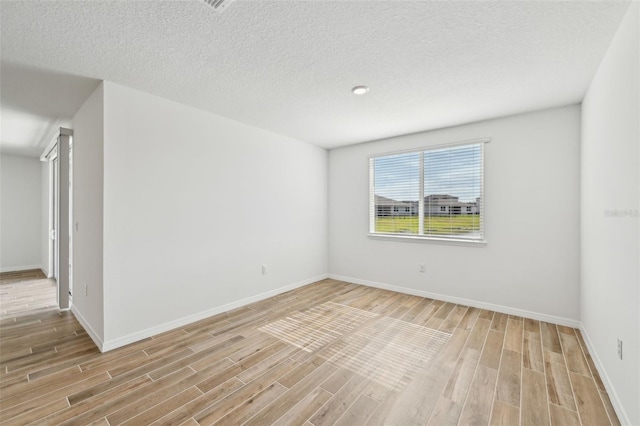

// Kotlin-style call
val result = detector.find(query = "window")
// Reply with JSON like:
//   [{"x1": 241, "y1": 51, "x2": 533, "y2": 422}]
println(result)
[{"x1": 369, "y1": 139, "x2": 487, "y2": 242}]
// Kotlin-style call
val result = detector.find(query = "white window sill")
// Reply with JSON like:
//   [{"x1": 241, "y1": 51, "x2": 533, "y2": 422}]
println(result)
[{"x1": 368, "y1": 233, "x2": 487, "y2": 247}]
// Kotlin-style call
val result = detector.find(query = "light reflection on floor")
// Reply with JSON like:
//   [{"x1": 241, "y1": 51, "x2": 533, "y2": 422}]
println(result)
[{"x1": 259, "y1": 302, "x2": 451, "y2": 391}]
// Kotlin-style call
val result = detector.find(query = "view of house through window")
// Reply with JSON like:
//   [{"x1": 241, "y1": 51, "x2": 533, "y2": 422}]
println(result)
[{"x1": 370, "y1": 141, "x2": 485, "y2": 241}]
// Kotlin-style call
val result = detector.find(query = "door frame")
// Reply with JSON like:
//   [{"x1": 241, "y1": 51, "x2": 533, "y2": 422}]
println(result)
[{"x1": 42, "y1": 128, "x2": 73, "y2": 310}]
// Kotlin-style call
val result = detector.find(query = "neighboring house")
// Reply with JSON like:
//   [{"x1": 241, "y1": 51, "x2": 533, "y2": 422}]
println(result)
[
  {"x1": 374, "y1": 195, "x2": 417, "y2": 217},
  {"x1": 424, "y1": 194, "x2": 480, "y2": 216},
  {"x1": 375, "y1": 194, "x2": 480, "y2": 216}
]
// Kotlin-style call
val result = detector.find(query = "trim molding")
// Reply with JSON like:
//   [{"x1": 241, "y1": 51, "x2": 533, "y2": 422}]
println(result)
[
  {"x1": 0, "y1": 265, "x2": 44, "y2": 273},
  {"x1": 100, "y1": 274, "x2": 328, "y2": 352},
  {"x1": 578, "y1": 324, "x2": 630, "y2": 426},
  {"x1": 328, "y1": 274, "x2": 581, "y2": 328},
  {"x1": 71, "y1": 305, "x2": 105, "y2": 352}
]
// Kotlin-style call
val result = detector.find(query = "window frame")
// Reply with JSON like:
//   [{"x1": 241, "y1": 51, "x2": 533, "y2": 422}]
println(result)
[{"x1": 368, "y1": 137, "x2": 489, "y2": 246}]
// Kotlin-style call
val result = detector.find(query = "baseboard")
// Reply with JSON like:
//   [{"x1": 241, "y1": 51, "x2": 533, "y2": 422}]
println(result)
[
  {"x1": 101, "y1": 274, "x2": 329, "y2": 352},
  {"x1": 328, "y1": 274, "x2": 581, "y2": 328},
  {"x1": 0, "y1": 264, "x2": 43, "y2": 273},
  {"x1": 70, "y1": 305, "x2": 105, "y2": 352},
  {"x1": 579, "y1": 324, "x2": 630, "y2": 426}
]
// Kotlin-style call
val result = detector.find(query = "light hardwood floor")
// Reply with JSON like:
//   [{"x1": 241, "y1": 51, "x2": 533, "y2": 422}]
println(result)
[
  {"x1": 0, "y1": 270, "x2": 56, "y2": 319},
  {"x1": 0, "y1": 277, "x2": 620, "y2": 425}
]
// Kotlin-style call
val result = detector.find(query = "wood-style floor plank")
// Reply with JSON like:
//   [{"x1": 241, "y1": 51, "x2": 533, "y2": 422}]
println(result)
[
  {"x1": 541, "y1": 322, "x2": 563, "y2": 354},
  {"x1": 150, "y1": 378, "x2": 244, "y2": 425},
  {"x1": 479, "y1": 330, "x2": 504, "y2": 370},
  {"x1": 544, "y1": 358, "x2": 577, "y2": 411},
  {"x1": 550, "y1": 403, "x2": 581, "y2": 426},
  {"x1": 504, "y1": 318, "x2": 523, "y2": 353},
  {"x1": 496, "y1": 349, "x2": 521, "y2": 408},
  {"x1": 490, "y1": 400, "x2": 520, "y2": 426},
  {"x1": 600, "y1": 390, "x2": 622, "y2": 426},
  {"x1": 0, "y1": 276, "x2": 620, "y2": 425},
  {"x1": 523, "y1": 327, "x2": 544, "y2": 373},
  {"x1": 457, "y1": 364, "x2": 498, "y2": 426},
  {"x1": 121, "y1": 386, "x2": 204, "y2": 426},
  {"x1": 270, "y1": 386, "x2": 333, "y2": 426},
  {"x1": 333, "y1": 394, "x2": 378, "y2": 426},
  {"x1": 521, "y1": 368, "x2": 550, "y2": 426},
  {"x1": 558, "y1": 331, "x2": 591, "y2": 376},
  {"x1": 570, "y1": 372, "x2": 614, "y2": 426},
  {"x1": 367, "y1": 327, "x2": 471, "y2": 425}
]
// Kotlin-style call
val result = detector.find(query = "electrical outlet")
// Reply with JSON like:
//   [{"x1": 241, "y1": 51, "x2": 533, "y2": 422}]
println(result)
[
  {"x1": 419, "y1": 264, "x2": 426, "y2": 273},
  {"x1": 617, "y1": 338, "x2": 623, "y2": 360},
  {"x1": 84, "y1": 284, "x2": 88, "y2": 297},
  {"x1": 262, "y1": 265, "x2": 267, "y2": 275}
]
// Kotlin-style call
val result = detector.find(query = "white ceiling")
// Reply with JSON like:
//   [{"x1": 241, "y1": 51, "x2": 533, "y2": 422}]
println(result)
[{"x1": 0, "y1": 0, "x2": 631, "y2": 155}]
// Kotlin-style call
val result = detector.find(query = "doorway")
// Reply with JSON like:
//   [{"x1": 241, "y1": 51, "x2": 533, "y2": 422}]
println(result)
[{"x1": 43, "y1": 128, "x2": 73, "y2": 310}]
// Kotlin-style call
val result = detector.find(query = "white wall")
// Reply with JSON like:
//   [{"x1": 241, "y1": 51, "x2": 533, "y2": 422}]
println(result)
[
  {"x1": 101, "y1": 82, "x2": 328, "y2": 347},
  {"x1": 72, "y1": 83, "x2": 105, "y2": 344},
  {"x1": 329, "y1": 105, "x2": 581, "y2": 324},
  {"x1": 581, "y1": 2, "x2": 639, "y2": 425},
  {"x1": 0, "y1": 154, "x2": 42, "y2": 272}
]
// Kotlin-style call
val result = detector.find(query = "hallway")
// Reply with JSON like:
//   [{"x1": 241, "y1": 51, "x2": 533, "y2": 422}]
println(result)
[{"x1": 0, "y1": 269, "x2": 56, "y2": 319}]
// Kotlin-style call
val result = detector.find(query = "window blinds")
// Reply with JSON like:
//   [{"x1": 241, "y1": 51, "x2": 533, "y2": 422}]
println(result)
[{"x1": 370, "y1": 141, "x2": 485, "y2": 241}]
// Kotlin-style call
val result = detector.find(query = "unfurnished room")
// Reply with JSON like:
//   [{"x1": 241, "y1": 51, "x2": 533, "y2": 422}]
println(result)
[{"x1": 0, "y1": 1, "x2": 638, "y2": 425}]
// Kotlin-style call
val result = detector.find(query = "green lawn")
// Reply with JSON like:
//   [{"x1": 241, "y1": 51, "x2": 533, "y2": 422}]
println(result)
[{"x1": 375, "y1": 215, "x2": 481, "y2": 235}]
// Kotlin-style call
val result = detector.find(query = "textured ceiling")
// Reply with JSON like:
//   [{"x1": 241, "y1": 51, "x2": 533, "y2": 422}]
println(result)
[{"x1": 0, "y1": 0, "x2": 631, "y2": 154}]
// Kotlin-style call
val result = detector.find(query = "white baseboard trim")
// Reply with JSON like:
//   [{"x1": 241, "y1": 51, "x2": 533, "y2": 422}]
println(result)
[
  {"x1": 328, "y1": 274, "x2": 581, "y2": 328},
  {"x1": 100, "y1": 274, "x2": 329, "y2": 352},
  {"x1": 578, "y1": 324, "x2": 630, "y2": 426},
  {"x1": 71, "y1": 305, "x2": 105, "y2": 352},
  {"x1": 0, "y1": 264, "x2": 44, "y2": 273}
]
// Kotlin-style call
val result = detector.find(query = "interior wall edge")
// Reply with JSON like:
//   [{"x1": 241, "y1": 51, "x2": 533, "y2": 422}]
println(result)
[{"x1": 70, "y1": 305, "x2": 104, "y2": 352}]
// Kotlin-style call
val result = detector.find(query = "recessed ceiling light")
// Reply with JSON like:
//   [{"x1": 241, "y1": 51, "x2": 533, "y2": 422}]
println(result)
[{"x1": 352, "y1": 86, "x2": 369, "y2": 95}]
